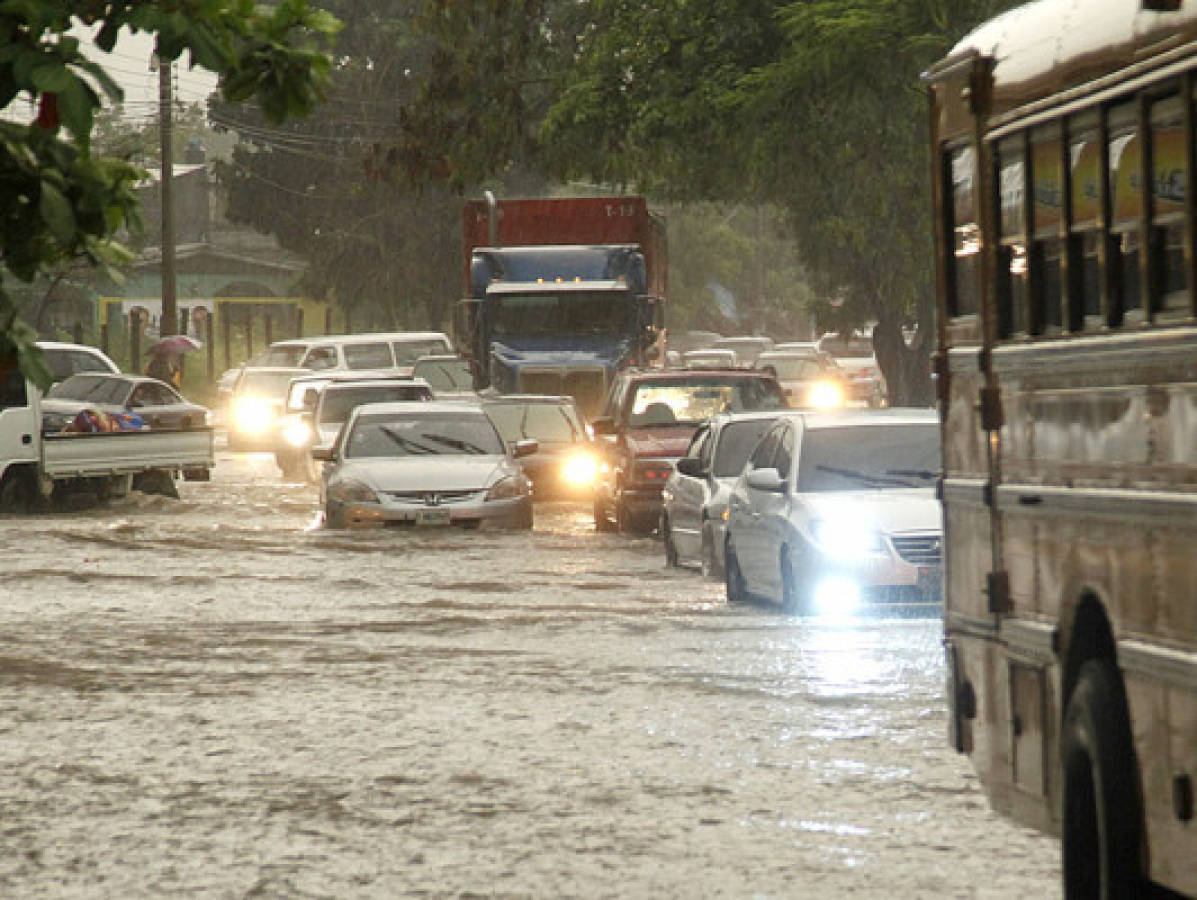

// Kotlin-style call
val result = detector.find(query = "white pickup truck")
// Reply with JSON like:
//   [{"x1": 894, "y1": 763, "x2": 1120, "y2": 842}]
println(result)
[{"x1": 0, "y1": 369, "x2": 213, "y2": 512}]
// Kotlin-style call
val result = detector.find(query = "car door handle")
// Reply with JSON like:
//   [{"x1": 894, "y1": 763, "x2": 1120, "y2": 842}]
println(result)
[{"x1": 21, "y1": 433, "x2": 32, "y2": 445}]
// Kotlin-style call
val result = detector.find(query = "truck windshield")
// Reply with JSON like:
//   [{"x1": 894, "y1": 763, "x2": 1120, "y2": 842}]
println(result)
[{"x1": 491, "y1": 292, "x2": 627, "y2": 337}]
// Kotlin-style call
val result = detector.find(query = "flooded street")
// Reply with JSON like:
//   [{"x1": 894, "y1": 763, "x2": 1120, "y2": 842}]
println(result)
[{"x1": 0, "y1": 452, "x2": 1059, "y2": 898}]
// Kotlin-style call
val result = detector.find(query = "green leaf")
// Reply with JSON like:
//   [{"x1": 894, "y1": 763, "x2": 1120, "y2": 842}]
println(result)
[
  {"x1": 31, "y1": 64, "x2": 74, "y2": 93},
  {"x1": 54, "y1": 79, "x2": 96, "y2": 144},
  {"x1": 39, "y1": 180, "x2": 76, "y2": 245}
]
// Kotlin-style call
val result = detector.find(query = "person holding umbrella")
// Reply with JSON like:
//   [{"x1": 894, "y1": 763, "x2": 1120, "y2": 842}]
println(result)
[{"x1": 146, "y1": 335, "x2": 202, "y2": 388}]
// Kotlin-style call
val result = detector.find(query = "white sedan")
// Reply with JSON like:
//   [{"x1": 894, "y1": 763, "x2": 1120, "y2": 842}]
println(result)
[
  {"x1": 314, "y1": 401, "x2": 535, "y2": 530},
  {"x1": 723, "y1": 409, "x2": 942, "y2": 615}
]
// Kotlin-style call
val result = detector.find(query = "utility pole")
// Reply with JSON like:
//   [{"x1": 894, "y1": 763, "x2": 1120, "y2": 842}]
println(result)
[{"x1": 158, "y1": 55, "x2": 177, "y2": 338}]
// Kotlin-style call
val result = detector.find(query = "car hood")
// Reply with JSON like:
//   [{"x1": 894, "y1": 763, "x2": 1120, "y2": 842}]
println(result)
[
  {"x1": 336, "y1": 456, "x2": 509, "y2": 492},
  {"x1": 798, "y1": 488, "x2": 941, "y2": 534},
  {"x1": 624, "y1": 426, "x2": 698, "y2": 459},
  {"x1": 491, "y1": 335, "x2": 631, "y2": 368}
]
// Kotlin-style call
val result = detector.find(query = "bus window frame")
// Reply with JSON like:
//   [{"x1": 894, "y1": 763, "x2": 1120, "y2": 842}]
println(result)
[{"x1": 942, "y1": 140, "x2": 981, "y2": 321}]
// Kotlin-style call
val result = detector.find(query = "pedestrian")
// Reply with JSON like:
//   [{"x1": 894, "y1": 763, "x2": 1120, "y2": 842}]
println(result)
[{"x1": 146, "y1": 351, "x2": 180, "y2": 386}]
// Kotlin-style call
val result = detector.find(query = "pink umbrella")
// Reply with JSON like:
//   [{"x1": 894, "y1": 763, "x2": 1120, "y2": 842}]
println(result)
[{"x1": 148, "y1": 335, "x2": 203, "y2": 355}]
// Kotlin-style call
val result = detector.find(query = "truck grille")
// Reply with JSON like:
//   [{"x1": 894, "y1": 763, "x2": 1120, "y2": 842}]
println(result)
[
  {"x1": 518, "y1": 368, "x2": 607, "y2": 418},
  {"x1": 889, "y1": 533, "x2": 942, "y2": 565}
]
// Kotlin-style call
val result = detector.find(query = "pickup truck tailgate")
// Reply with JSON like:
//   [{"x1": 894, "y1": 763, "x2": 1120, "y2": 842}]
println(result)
[{"x1": 41, "y1": 428, "x2": 215, "y2": 478}]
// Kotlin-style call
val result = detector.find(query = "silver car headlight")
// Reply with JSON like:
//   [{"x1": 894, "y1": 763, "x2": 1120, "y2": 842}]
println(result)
[
  {"x1": 328, "y1": 479, "x2": 378, "y2": 504},
  {"x1": 812, "y1": 518, "x2": 884, "y2": 560},
  {"x1": 485, "y1": 474, "x2": 527, "y2": 501}
]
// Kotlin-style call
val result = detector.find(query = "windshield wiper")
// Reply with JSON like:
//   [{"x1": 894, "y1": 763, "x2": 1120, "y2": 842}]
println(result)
[
  {"x1": 421, "y1": 433, "x2": 488, "y2": 455},
  {"x1": 379, "y1": 425, "x2": 435, "y2": 454},
  {"x1": 814, "y1": 464, "x2": 918, "y2": 488},
  {"x1": 886, "y1": 468, "x2": 938, "y2": 480}
]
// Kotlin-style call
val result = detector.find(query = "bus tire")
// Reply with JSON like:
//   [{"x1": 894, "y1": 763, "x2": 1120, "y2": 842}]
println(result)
[{"x1": 1061, "y1": 658, "x2": 1143, "y2": 900}]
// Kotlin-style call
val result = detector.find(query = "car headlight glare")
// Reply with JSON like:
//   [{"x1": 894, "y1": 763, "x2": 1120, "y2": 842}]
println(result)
[
  {"x1": 281, "y1": 417, "x2": 313, "y2": 448},
  {"x1": 328, "y1": 479, "x2": 377, "y2": 504},
  {"x1": 486, "y1": 474, "x2": 527, "y2": 501},
  {"x1": 561, "y1": 452, "x2": 598, "y2": 487},
  {"x1": 232, "y1": 397, "x2": 275, "y2": 434},
  {"x1": 813, "y1": 518, "x2": 884, "y2": 560},
  {"x1": 806, "y1": 380, "x2": 845, "y2": 410}
]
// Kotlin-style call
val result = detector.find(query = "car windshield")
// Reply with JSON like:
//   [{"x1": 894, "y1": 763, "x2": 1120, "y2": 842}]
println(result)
[
  {"x1": 491, "y1": 291, "x2": 626, "y2": 337},
  {"x1": 485, "y1": 402, "x2": 582, "y2": 444},
  {"x1": 760, "y1": 357, "x2": 825, "y2": 380},
  {"x1": 713, "y1": 419, "x2": 776, "y2": 477},
  {"x1": 412, "y1": 358, "x2": 473, "y2": 391},
  {"x1": 345, "y1": 412, "x2": 504, "y2": 458},
  {"x1": 627, "y1": 378, "x2": 784, "y2": 427},
  {"x1": 238, "y1": 371, "x2": 300, "y2": 398},
  {"x1": 257, "y1": 346, "x2": 307, "y2": 366},
  {"x1": 796, "y1": 424, "x2": 940, "y2": 492},
  {"x1": 47, "y1": 375, "x2": 108, "y2": 401},
  {"x1": 319, "y1": 387, "x2": 430, "y2": 425},
  {"x1": 392, "y1": 339, "x2": 452, "y2": 365}
]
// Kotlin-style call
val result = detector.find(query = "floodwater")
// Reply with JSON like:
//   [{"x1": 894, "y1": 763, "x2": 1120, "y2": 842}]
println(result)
[{"x1": 0, "y1": 452, "x2": 1059, "y2": 897}]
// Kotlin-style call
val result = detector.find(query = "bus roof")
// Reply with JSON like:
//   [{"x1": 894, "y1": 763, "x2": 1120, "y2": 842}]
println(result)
[{"x1": 930, "y1": 0, "x2": 1197, "y2": 113}]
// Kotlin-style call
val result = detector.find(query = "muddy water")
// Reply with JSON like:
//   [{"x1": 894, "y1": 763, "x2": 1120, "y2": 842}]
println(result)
[{"x1": 0, "y1": 452, "x2": 1059, "y2": 897}]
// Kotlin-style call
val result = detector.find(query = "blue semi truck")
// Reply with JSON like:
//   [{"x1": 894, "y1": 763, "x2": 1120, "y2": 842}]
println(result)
[{"x1": 454, "y1": 195, "x2": 667, "y2": 416}]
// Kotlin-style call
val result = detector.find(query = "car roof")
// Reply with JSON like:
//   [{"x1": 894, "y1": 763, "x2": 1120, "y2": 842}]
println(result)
[
  {"x1": 775, "y1": 408, "x2": 938, "y2": 431},
  {"x1": 620, "y1": 368, "x2": 775, "y2": 381},
  {"x1": 757, "y1": 349, "x2": 821, "y2": 360},
  {"x1": 323, "y1": 377, "x2": 431, "y2": 392},
  {"x1": 291, "y1": 371, "x2": 415, "y2": 384},
  {"x1": 480, "y1": 393, "x2": 575, "y2": 404},
  {"x1": 270, "y1": 332, "x2": 449, "y2": 347},
  {"x1": 351, "y1": 400, "x2": 488, "y2": 417},
  {"x1": 713, "y1": 336, "x2": 773, "y2": 345},
  {"x1": 706, "y1": 410, "x2": 788, "y2": 428}
]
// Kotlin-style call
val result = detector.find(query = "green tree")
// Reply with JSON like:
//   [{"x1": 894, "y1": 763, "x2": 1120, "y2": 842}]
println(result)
[
  {"x1": 392, "y1": 0, "x2": 1013, "y2": 403},
  {"x1": 0, "y1": 0, "x2": 339, "y2": 387}
]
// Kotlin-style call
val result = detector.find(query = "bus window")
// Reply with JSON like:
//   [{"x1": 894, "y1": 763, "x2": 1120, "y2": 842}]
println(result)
[
  {"x1": 1151, "y1": 96, "x2": 1187, "y2": 317},
  {"x1": 948, "y1": 145, "x2": 979, "y2": 318},
  {"x1": 1107, "y1": 103, "x2": 1142, "y2": 325},
  {"x1": 998, "y1": 136, "x2": 1028, "y2": 337},
  {"x1": 1068, "y1": 117, "x2": 1103, "y2": 330},
  {"x1": 1031, "y1": 125, "x2": 1063, "y2": 334}
]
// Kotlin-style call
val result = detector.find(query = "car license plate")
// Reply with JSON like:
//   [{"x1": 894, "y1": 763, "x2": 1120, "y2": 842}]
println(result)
[{"x1": 415, "y1": 508, "x2": 451, "y2": 526}]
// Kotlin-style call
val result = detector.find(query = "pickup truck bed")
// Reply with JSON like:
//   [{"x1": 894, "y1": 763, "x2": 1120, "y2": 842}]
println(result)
[{"x1": 41, "y1": 428, "x2": 214, "y2": 478}]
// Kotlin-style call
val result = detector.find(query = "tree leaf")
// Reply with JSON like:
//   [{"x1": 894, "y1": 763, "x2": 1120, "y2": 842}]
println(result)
[{"x1": 39, "y1": 180, "x2": 76, "y2": 245}]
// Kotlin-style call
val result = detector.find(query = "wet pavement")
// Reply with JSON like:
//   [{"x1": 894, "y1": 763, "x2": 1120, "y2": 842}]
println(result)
[{"x1": 0, "y1": 451, "x2": 1060, "y2": 897}]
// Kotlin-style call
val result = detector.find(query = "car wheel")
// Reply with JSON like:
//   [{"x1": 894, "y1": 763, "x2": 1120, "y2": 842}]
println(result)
[
  {"x1": 1061, "y1": 659, "x2": 1144, "y2": 900},
  {"x1": 663, "y1": 517, "x2": 680, "y2": 567},
  {"x1": 724, "y1": 539, "x2": 749, "y2": 605},
  {"x1": 700, "y1": 522, "x2": 722, "y2": 579},
  {"x1": 593, "y1": 495, "x2": 615, "y2": 532},
  {"x1": 0, "y1": 471, "x2": 39, "y2": 514},
  {"x1": 779, "y1": 552, "x2": 812, "y2": 615}
]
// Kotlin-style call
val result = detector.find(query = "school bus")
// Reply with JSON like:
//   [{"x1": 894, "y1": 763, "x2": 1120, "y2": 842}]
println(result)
[{"x1": 925, "y1": 2, "x2": 1196, "y2": 896}]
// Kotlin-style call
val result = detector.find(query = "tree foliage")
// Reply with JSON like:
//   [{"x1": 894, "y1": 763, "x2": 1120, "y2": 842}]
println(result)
[
  {"x1": 0, "y1": 0, "x2": 339, "y2": 387},
  {"x1": 387, "y1": 0, "x2": 1013, "y2": 403}
]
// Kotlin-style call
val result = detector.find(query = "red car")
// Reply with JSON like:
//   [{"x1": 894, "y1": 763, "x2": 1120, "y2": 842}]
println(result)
[{"x1": 590, "y1": 369, "x2": 786, "y2": 534}]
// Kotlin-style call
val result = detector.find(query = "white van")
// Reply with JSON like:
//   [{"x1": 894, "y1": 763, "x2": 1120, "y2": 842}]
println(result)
[
  {"x1": 216, "y1": 332, "x2": 452, "y2": 394},
  {"x1": 258, "y1": 332, "x2": 451, "y2": 375}
]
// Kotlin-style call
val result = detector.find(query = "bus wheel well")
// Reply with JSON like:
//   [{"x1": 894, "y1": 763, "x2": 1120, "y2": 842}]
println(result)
[{"x1": 1062, "y1": 591, "x2": 1118, "y2": 711}]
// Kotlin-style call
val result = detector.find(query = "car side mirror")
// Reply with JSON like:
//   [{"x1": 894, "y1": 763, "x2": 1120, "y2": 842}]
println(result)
[
  {"x1": 311, "y1": 446, "x2": 336, "y2": 462},
  {"x1": 675, "y1": 457, "x2": 706, "y2": 478},
  {"x1": 513, "y1": 439, "x2": 538, "y2": 459},
  {"x1": 303, "y1": 388, "x2": 320, "y2": 409},
  {"x1": 747, "y1": 467, "x2": 785, "y2": 493},
  {"x1": 590, "y1": 416, "x2": 616, "y2": 435}
]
